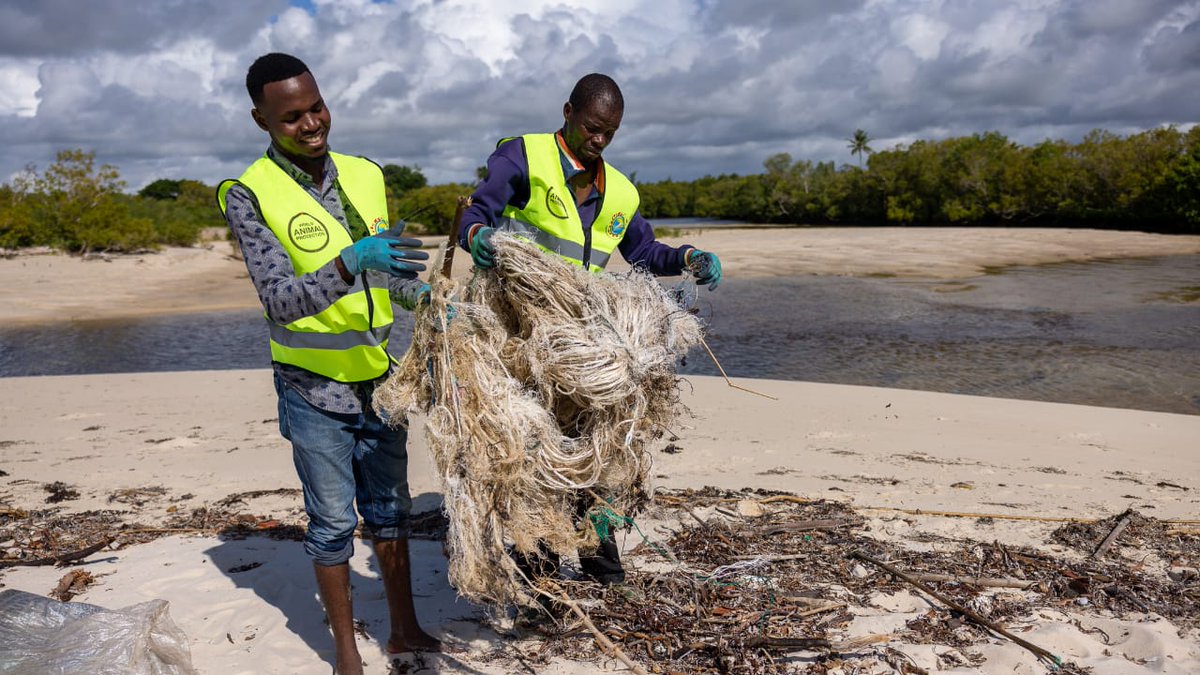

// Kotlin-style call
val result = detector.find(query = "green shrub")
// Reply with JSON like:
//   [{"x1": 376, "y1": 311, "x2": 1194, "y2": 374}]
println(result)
[{"x1": 392, "y1": 183, "x2": 474, "y2": 235}]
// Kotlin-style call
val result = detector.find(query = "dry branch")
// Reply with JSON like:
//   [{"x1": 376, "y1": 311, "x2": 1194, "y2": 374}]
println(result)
[
  {"x1": 1091, "y1": 509, "x2": 1134, "y2": 559},
  {"x1": 549, "y1": 588, "x2": 649, "y2": 675},
  {"x1": 906, "y1": 573, "x2": 1036, "y2": 589},
  {"x1": 852, "y1": 551, "x2": 1062, "y2": 667},
  {"x1": 0, "y1": 536, "x2": 113, "y2": 568}
]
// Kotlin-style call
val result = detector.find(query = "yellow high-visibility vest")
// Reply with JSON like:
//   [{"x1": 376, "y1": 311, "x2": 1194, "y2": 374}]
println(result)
[
  {"x1": 217, "y1": 152, "x2": 394, "y2": 382},
  {"x1": 498, "y1": 133, "x2": 639, "y2": 272}
]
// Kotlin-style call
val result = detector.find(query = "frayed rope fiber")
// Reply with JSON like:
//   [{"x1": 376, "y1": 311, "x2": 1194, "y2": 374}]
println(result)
[{"x1": 374, "y1": 233, "x2": 703, "y2": 608}]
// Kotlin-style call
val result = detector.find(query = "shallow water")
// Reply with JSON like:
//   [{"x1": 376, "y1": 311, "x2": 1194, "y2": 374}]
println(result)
[{"x1": 2, "y1": 255, "x2": 1197, "y2": 415}]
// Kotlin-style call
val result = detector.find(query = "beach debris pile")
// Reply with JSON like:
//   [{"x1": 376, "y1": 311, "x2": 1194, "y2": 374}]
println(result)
[
  {"x1": 2, "y1": 481, "x2": 1197, "y2": 673},
  {"x1": 510, "y1": 487, "x2": 1197, "y2": 675},
  {"x1": 373, "y1": 232, "x2": 704, "y2": 608},
  {"x1": 0, "y1": 494, "x2": 449, "y2": 578},
  {"x1": 0, "y1": 479, "x2": 456, "y2": 570}
]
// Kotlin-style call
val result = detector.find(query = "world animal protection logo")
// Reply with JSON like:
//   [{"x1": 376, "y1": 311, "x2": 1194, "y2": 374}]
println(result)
[
  {"x1": 545, "y1": 187, "x2": 570, "y2": 219},
  {"x1": 607, "y1": 211, "x2": 628, "y2": 238},
  {"x1": 287, "y1": 212, "x2": 331, "y2": 252}
]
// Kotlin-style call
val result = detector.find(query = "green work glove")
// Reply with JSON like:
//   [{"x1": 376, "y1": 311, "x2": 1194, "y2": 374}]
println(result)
[
  {"x1": 340, "y1": 224, "x2": 429, "y2": 278},
  {"x1": 469, "y1": 225, "x2": 496, "y2": 269},
  {"x1": 688, "y1": 249, "x2": 722, "y2": 291}
]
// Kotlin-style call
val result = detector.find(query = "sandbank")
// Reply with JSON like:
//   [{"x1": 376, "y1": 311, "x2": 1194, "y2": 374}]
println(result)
[
  {"x1": 1, "y1": 371, "x2": 1197, "y2": 673},
  {"x1": 2, "y1": 227, "x2": 1199, "y2": 325}
]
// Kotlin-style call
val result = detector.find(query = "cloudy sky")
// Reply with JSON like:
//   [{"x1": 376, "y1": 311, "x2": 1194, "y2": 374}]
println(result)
[{"x1": 1, "y1": 0, "x2": 1198, "y2": 190}]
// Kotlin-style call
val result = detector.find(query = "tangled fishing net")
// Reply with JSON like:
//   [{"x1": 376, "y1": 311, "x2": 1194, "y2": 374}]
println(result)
[{"x1": 374, "y1": 232, "x2": 704, "y2": 608}]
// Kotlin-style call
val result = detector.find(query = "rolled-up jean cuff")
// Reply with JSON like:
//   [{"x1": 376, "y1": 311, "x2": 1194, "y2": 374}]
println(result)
[
  {"x1": 307, "y1": 539, "x2": 355, "y2": 567},
  {"x1": 362, "y1": 523, "x2": 409, "y2": 540}
]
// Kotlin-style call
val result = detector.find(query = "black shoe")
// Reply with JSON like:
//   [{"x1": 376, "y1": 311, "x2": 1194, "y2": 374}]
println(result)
[{"x1": 586, "y1": 570, "x2": 626, "y2": 585}]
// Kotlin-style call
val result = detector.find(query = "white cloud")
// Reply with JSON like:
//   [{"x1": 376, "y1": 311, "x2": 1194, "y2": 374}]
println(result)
[
  {"x1": 960, "y1": 5, "x2": 1049, "y2": 58},
  {"x1": 0, "y1": 0, "x2": 1195, "y2": 190},
  {"x1": 893, "y1": 13, "x2": 950, "y2": 61},
  {"x1": 0, "y1": 60, "x2": 40, "y2": 117}
]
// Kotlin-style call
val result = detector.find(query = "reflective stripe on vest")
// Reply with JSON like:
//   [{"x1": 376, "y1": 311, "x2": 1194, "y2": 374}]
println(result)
[
  {"x1": 497, "y1": 133, "x2": 639, "y2": 272},
  {"x1": 216, "y1": 152, "x2": 394, "y2": 382}
]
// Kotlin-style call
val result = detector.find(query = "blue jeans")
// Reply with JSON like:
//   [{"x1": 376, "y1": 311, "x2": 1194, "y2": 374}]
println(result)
[{"x1": 275, "y1": 375, "x2": 411, "y2": 566}]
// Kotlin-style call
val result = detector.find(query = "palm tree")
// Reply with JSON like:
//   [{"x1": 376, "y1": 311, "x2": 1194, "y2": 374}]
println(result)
[{"x1": 848, "y1": 129, "x2": 873, "y2": 169}]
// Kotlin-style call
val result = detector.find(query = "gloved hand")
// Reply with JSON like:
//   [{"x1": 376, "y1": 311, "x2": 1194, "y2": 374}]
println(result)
[
  {"x1": 340, "y1": 225, "x2": 429, "y2": 278},
  {"x1": 469, "y1": 225, "x2": 496, "y2": 269},
  {"x1": 688, "y1": 249, "x2": 722, "y2": 291}
]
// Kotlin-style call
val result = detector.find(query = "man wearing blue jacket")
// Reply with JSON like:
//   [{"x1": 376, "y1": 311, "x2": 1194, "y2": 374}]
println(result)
[{"x1": 459, "y1": 73, "x2": 722, "y2": 589}]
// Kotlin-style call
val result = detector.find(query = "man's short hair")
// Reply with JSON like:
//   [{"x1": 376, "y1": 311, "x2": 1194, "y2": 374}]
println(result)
[
  {"x1": 569, "y1": 73, "x2": 623, "y2": 111},
  {"x1": 246, "y1": 53, "x2": 310, "y2": 105}
]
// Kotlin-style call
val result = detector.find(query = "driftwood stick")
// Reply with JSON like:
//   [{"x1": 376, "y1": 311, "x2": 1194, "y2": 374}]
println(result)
[
  {"x1": 793, "y1": 602, "x2": 846, "y2": 618},
  {"x1": 1091, "y1": 509, "x2": 1134, "y2": 559},
  {"x1": 547, "y1": 588, "x2": 648, "y2": 675},
  {"x1": 654, "y1": 493, "x2": 816, "y2": 507},
  {"x1": 907, "y1": 573, "x2": 1036, "y2": 589},
  {"x1": 742, "y1": 634, "x2": 887, "y2": 651},
  {"x1": 441, "y1": 196, "x2": 472, "y2": 279},
  {"x1": 779, "y1": 596, "x2": 838, "y2": 607},
  {"x1": 0, "y1": 536, "x2": 113, "y2": 569},
  {"x1": 852, "y1": 551, "x2": 1061, "y2": 667},
  {"x1": 682, "y1": 506, "x2": 708, "y2": 527},
  {"x1": 733, "y1": 553, "x2": 808, "y2": 562},
  {"x1": 122, "y1": 527, "x2": 220, "y2": 535},
  {"x1": 859, "y1": 506, "x2": 1091, "y2": 523},
  {"x1": 742, "y1": 636, "x2": 834, "y2": 650},
  {"x1": 216, "y1": 487, "x2": 301, "y2": 505},
  {"x1": 756, "y1": 519, "x2": 854, "y2": 535},
  {"x1": 713, "y1": 506, "x2": 740, "y2": 519},
  {"x1": 756, "y1": 495, "x2": 817, "y2": 506}
]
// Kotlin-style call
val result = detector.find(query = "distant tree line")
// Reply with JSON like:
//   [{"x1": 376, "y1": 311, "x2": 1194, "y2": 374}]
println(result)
[
  {"x1": 0, "y1": 150, "x2": 227, "y2": 253},
  {"x1": 0, "y1": 151, "x2": 463, "y2": 253},
  {"x1": 3, "y1": 125, "x2": 1197, "y2": 253},
  {"x1": 638, "y1": 126, "x2": 1200, "y2": 234}
]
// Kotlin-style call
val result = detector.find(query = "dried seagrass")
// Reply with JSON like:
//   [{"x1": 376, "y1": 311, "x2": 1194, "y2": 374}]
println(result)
[{"x1": 374, "y1": 233, "x2": 703, "y2": 607}]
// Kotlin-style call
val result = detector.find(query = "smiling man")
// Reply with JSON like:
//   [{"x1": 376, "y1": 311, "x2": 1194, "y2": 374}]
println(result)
[
  {"x1": 216, "y1": 53, "x2": 438, "y2": 674},
  {"x1": 458, "y1": 73, "x2": 723, "y2": 599}
]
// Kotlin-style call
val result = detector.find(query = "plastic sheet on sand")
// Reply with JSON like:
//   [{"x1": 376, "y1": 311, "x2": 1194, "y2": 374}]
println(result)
[{"x1": 0, "y1": 589, "x2": 196, "y2": 675}]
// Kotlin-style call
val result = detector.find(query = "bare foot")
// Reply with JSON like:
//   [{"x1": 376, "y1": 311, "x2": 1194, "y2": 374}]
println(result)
[{"x1": 387, "y1": 629, "x2": 442, "y2": 655}]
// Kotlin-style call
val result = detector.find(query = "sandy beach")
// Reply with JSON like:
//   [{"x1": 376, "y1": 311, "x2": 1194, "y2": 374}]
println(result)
[{"x1": 2, "y1": 227, "x2": 1198, "y2": 673}]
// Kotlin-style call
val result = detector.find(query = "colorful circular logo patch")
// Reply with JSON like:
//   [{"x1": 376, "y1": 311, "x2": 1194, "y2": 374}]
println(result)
[
  {"x1": 371, "y1": 216, "x2": 389, "y2": 235},
  {"x1": 546, "y1": 188, "x2": 570, "y2": 219},
  {"x1": 607, "y1": 211, "x2": 628, "y2": 238},
  {"x1": 287, "y1": 212, "x2": 330, "y2": 252}
]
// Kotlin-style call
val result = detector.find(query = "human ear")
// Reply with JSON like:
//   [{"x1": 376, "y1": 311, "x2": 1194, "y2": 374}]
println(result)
[{"x1": 251, "y1": 108, "x2": 269, "y2": 132}]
